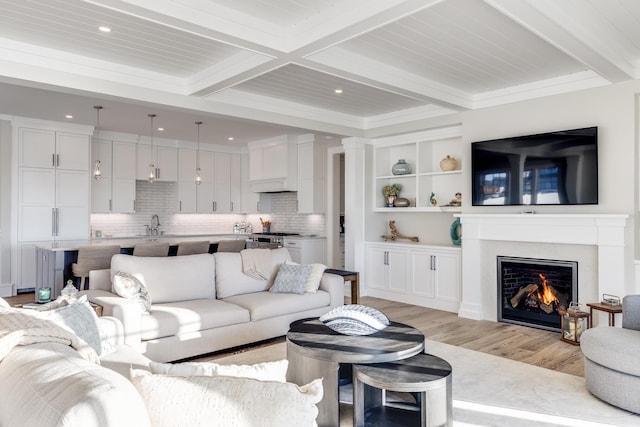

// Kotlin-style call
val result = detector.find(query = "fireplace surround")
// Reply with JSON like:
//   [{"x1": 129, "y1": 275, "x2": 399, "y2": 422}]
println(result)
[
  {"x1": 457, "y1": 214, "x2": 629, "y2": 322},
  {"x1": 498, "y1": 256, "x2": 578, "y2": 331}
]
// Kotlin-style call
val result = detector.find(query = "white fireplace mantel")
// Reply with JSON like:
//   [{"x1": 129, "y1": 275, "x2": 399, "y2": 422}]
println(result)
[{"x1": 456, "y1": 214, "x2": 629, "y2": 321}]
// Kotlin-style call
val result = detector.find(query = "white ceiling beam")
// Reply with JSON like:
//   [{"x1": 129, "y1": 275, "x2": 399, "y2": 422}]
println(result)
[{"x1": 486, "y1": 0, "x2": 634, "y2": 83}]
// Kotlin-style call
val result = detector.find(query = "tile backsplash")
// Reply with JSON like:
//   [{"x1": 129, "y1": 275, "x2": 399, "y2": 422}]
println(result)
[{"x1": 90, "y1": 181, "x2": 325, "y2": 237}]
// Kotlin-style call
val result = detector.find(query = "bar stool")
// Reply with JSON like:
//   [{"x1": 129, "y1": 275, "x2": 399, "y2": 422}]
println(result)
[
  {"x1": 176, "y1": 241, "x2": 211, "y2": 255},
  {"x1": 133, "y1": 242, "x2": 170, "y2": 257},
  {"x1": 216, "y1": 240, "x2": 246, "y2": 252},
  {"x1": 71, "y1": 245, "x2": 121, "y2": 290}
]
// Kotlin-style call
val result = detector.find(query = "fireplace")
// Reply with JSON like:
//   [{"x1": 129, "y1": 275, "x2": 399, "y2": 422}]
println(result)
[{"x1": 498, "y1": 256, "x2": 578, "y2": 331}]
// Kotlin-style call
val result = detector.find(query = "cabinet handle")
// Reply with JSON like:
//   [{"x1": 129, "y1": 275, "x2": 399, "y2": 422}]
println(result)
[
  {"x1": 212, "y1": 202, "x2": 215, "y2": 212},
  {"x1": 214, "y1": 201, "x2": 217, "y2": 212},
  {"x1": 179, "y1": 201, "x2": 182, "y2": 211},
  {"x1": 51, "y1": 208, "x2": 56, "y2": 236},
  {"x1": 230, "y1": 202, "x2": 234, "y2": 212},
  {"x1": 430, "y1": 255, "x2": 436, "y2": 271},
  {"x1": 133, "y1": 200, "x2": 136, "y2": 211},
  {"x1": 56, "y1": 154, "x2": 60, "y2": 167},
  {"x1": 156, "y1": 167, "x2": 160, "y2": 180},
  {"x1": 288, "y1": 242, "x2": 297, "y2": 245},
  {"x1": 109, "y1": 199, "x2": 112, "y2": 211},
  {"x1": 52, "y1": 153, "x2": 56, "y2": 167},
  {"x1": 257, "y1": 201, "x2": 260, "y2": 211}
]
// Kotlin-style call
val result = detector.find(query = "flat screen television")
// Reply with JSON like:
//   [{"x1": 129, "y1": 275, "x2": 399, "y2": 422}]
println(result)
[{"x1": 471, "y1": 126, "x2": 598, "y2": 206}]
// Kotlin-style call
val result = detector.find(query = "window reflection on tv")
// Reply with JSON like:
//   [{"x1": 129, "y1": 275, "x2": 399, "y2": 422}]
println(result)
[{"x1": 471, "y1": 127, "x2": 598, "y2": 206}]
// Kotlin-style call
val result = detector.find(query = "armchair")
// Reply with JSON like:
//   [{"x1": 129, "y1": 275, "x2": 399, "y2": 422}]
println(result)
[{"x1": 580, "y1": 295, "x2": 640, "y2": 413}]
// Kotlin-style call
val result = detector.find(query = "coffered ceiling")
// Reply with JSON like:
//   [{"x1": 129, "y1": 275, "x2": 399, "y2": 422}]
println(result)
[{"x1": 0, "y1": 0, "x2": 638, "y2": 144}]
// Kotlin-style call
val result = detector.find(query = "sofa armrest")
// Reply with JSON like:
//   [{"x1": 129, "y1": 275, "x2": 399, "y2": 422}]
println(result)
[
  {"x1": 80, "y1": 289, "x2": 143, "y2": 349},
  {"x1": 97, "y1": 316, "x2": 125, "y2": 346},
  {"x1": 623, "y1": 295, "x2": 640, "y2": 330},
  {"x1": 319, "y1": 273, "x2": 345, "y2": 308}
]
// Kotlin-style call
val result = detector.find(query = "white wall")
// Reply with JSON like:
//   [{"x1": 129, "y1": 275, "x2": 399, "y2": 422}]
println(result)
[{"x1": 0, "y1": 120, "x2": 12, "y2": 296}]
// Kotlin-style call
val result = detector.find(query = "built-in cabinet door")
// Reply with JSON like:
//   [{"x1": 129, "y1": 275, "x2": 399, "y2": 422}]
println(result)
[
  {"x1": 91, "y1": 139, "x2": 113, "y2": 213},
  {"x1": 197, "y1": 151, "x2": 215, "y2": 213},
  {"x1": 411, "y1": 251, "x2": 435, "y2": 298},
  {"x1": 56, "y1": 170, "x2": 90, "y2": 240},
  {"x1": 230, "y1": 154, "x2": 241, "y2": 213},
  {"x1": 19, "y1": 168, "x2": 56, "y2": 241},
  {"x1": 56, "y1": 132, "x2": 90, "y2": 171},
  {"x1": 156, "y1": 146, "x2": 178, "y2": 182},
  {"x1": 136, "y1": 144, "x2": 153, "y2": 181},
  {"x1": 214, "y1": 153, "x2": 231, "y2": 212},
  {"x1": 241, "y1": 153, "x2": 260, "y2": 213},
  {"x1": 178, "y1": 148, "x2": 197, "y2": 213},
  {"x1": 432, "y1": 251, "x2": 461, "y2": 304},
  {"x1": 112, "y1": 141, "x2": 136, "y2": 213},
  {"x1": 365, "y1": 246, "x2": 389, "y2": 291},
  {"x1": 19, "y1": 128, "x2": 56, "y2": 168},
  {"x1": 386, "y1": 249, "x2": 408, "y2": 292},
  {"x1": 249, "y1": 142, "x2": 287, "y2": 181}
]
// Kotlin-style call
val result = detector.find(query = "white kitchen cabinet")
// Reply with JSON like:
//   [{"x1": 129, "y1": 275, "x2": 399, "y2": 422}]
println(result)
[
  {"x1": 283, "y1": 238, "x2": 326, "y2": 264},
  {"x1": 136, "y1": 144, "x2": 178, "y2": 182},
  {"x1": 241, "y1": 153, "x2": 261, "y2": 213},
  {"x1": 214, "y1": 153, "x2": 231, "y2": 212},
  {"x1": 365, "y1": 242, "x2": 461, "y2": 313},
  {"x1": 297, "y1": 137, "x2": 325, "y2": 213},
  {"x1": 91, "y1": 138, "x2": 136, "y2": 213},
  {"x1": 230, "y1": 154, "x2": 241, "y2": 213},
  {"x1": 15, "y1": 124, "x2": 91, "y2": 291},
  {"x1": 178, "y1": 148, "x2": 197, "y2": 213},
  {"x1": 197, "y1": 150, "x2": 215, "y2": 213}
]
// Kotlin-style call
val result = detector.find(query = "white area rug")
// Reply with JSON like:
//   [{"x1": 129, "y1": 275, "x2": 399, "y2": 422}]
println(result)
[{"x1": 210, "y1": 339, "x2": 640, "y2": 426}]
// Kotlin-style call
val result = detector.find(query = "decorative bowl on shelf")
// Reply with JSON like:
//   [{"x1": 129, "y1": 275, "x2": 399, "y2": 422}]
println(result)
[{"x1": 394, "y1": 197, "x2": 410, "y2": 207}]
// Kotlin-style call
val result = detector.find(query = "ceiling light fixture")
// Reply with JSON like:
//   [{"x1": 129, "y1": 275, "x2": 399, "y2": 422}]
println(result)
[
  {"x1": 65, "y1": 114, "x2": 73, "y2": 119},
  {"x1": 334, "y1": 89, "x2": 343, "y2": 94},
  {"x1": 148, "y1": 114, "x2": 156, "y2": 183},
  {"x1": 228, "y1": 137, "x2": 234, "y2": 141},
  {"x1": 195, "y1": 121, "x2": 203, "y2": 186},
  {"x1": 93, "y1": 106, "x2": 103, "y2": 181},
  {"x1": 157, "y1": 127, "x2": 164, "y2": 132},
  {"x1": 99, "y1": 26, "x2": 111, "y2": 33}
]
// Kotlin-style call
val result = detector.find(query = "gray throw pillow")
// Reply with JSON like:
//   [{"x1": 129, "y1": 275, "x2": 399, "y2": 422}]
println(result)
[{"x1": 270, "y1": 264, "x2": 312, "y2": 295}]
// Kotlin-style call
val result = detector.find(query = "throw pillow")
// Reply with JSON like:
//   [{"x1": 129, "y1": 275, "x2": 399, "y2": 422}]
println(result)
[
  {"x1": 270, "y1": 264, "x2": 312, "y2": 295},
  {"x1": 112, "y1": 271, "x2": 151, "y2": 314},
  {"x1": 149, "y1": 359, "x2": 288, "y2": 383},
  {"x1": 37, "y1": 296, "x2": 106, "y2": 356},
  {"x1": 130, "y1": 369, "x2": 322, "y2": 427},
  {"x1": 285, "y1": 260, "x2": 327, "y2": 292}
]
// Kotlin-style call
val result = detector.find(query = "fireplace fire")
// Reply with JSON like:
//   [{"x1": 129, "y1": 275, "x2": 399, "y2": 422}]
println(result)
[{"x1": 498, "y1": 256, "x2": 578, "y2": 331}]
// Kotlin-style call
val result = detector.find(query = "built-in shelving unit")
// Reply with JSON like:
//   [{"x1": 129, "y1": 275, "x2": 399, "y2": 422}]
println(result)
[{"x1": 373, "y1": 127, "x2": 463, "y2": 212}]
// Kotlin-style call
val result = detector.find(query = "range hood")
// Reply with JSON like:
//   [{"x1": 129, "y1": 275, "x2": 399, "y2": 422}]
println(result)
[{"x1": 250, "y1": 178, "x2": 296, "y2": 193}]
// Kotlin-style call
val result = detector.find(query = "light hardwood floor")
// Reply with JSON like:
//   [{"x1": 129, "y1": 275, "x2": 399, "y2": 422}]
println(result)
[{"x1": 3, "y1": 293, "x2": 584, "y2": 376}]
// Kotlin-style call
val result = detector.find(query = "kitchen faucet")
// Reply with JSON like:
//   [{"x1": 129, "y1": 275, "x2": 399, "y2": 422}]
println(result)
[{"x1": 148, "y1": 214, "x2": 161, "y2": 236}]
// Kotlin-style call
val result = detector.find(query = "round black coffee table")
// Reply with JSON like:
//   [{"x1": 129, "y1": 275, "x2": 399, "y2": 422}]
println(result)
[{"x1": 286, "y1": 318, "x2": 425, "y2": 427}]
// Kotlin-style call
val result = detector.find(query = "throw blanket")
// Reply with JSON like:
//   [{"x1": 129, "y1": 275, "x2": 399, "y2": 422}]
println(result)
[
  {"x1": 240, "y1": 248, "x2": 272, "y2": 280},
  {"x1": 0, "y1": 307, "x2": 99, "y2": 364}
]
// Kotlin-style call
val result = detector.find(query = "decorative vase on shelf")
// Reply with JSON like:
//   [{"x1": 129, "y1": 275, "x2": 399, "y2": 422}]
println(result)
[
  {"x1": 386, "y1": 195, "x2": 397, "y2": 207},
  {"x1": 392, "y1": 159, "x2": 412, "y2": 175},
  {"x1": 439, "y1": 155, "x2": 458, "y2": 171}
]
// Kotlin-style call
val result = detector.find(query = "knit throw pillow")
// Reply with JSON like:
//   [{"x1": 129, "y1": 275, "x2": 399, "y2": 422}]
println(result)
[{"x1": 270, "y1": 264, "x2": 311, "y2": 295}]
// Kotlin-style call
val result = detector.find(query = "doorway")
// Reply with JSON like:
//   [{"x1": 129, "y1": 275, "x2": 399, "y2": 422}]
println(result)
[{"x1": 327, "y1": 146, "x2": 345, "y2": 268}]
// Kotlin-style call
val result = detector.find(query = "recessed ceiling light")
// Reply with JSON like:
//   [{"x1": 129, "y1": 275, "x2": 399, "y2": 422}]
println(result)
[
  {"x1": 65, "y1": 114, "x2": 73, "y2": 119},
  {"x1": 157, "y1": 127, "x2": 164, "y2": 132},
  {"x1": 228, "y1": 137, "x2": 234, "y2": 141},
  {"x1": 334, "y1": 89, "x2": 343, "y2": 94},
  {"x1": 98, "y1": 26, "x2": 111, "y2": 33}
]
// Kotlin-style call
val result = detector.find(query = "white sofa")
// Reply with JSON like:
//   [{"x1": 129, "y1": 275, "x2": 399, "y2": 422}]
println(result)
[
  {"x1": 82, "y1": 248, "x2": 344, "y2": 362},
  {"x1": 0, "y1": 314, "x2": 152, "y2": 427}
]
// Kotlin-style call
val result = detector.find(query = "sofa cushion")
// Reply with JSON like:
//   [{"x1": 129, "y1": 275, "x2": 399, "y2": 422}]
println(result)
[
  {"x1": 215, "y1": 248, "x2": 292, "y2": 298},
  {"x1": 284, "y1": 260, "x2": 327, "y2": 293},
  {"x1": 149, "y1": 359, "x2": 288, "y2": 382},
  {"x1": 224, "y1": 290, "x2": 331, "y2": 321},
  {"x1": 130, "y1": 369, "x2": 322, "y2": 427},
  {"x1": 581, "y1": 326, "x2": 640, "y2": 377},
  {"x1": 111, "y1": 253, "x2": 215, "y2": 303},
  {"x1": 0, "y1": 342, "x2": 150, "y2": 427},
  {"x1": 140, "y1": 299, "x2": 250, "y2": 341}
]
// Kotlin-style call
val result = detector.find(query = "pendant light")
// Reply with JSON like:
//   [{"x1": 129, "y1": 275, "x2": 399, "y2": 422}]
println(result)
[
  {"x1": 148, "y1": 113, "x2": 156, "y2": 183},
  {"x1": 93, "y1": 105, "x2": 103, "y2": 180},
  {"x1": 195, "y1": 121, "x2": 203, "y2": 185}
]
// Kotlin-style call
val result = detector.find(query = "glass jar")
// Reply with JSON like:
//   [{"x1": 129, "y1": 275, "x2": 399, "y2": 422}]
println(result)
[{"x1": 392, "y1": 159, "x2": 411, "y2": 175}]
